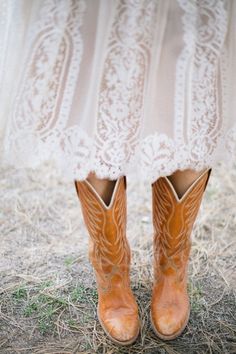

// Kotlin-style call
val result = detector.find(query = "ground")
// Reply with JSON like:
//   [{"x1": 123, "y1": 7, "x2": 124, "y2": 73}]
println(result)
[{"x1": 0, "y1": 161, "x2": 235, "y2": 354}]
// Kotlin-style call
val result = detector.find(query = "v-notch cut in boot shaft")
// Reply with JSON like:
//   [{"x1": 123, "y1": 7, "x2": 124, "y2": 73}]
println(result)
[
  {"x1": 164, "y1": 169, "x2": 211, "y2": 203},
  {"x1": 83, "y1": 176, "x2": 123, "y2": 210}
]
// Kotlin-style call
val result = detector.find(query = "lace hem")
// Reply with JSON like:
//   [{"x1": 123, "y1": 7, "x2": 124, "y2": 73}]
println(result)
[{"x1": 2, "y1": 123, "x2": 236, "y2": 183}]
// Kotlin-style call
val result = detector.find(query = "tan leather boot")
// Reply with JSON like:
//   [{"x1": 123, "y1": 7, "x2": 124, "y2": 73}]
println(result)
[
  {"x1": 150, "y1": 169, "x2": 211, "y2": 340},
  {"x1": 74, "y1": 176, "x2": 140, "y2": 345}
]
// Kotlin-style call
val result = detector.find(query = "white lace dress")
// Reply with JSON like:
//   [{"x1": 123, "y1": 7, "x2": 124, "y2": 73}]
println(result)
[{"x1": 0, "y1": 0, "x2": 235, "y2": 183}]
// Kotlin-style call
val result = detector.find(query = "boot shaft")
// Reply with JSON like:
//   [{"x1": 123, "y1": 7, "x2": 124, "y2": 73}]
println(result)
[
  {"x1": 75, "y1": 176, "x2": 131, "y2": 289},
  {"x1": 152, "y1": 170, "x2": 211, "y2": 277}
]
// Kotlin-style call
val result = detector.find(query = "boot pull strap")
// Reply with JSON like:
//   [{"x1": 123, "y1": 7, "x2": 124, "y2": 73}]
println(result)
[
  {"x1": 204, "y1": 168, "x2": 212, "y2": 191},
  {"x1": 74, "y1": 180, "x2": 80, "y2": 197},
  {"x1": 123, "y1": 175, "x2": 127, "y2": 190}
]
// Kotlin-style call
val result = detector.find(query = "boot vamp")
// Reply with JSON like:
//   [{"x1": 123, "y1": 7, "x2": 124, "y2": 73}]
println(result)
[
  {"x1": 98, "y1": 288, "x2": 140, "y2": 342},
  {"x1": 151, "y1": 275, "x2": 189, "y2": 336},
  {"x1": 99, "y1": 286, "x2": 138, "y2": 313}
]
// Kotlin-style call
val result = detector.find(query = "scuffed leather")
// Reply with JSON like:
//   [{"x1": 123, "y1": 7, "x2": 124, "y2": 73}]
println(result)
[
  {"x1": 151, "y1": 170, "x2": 211, "y2": 339},
  {"x1": 75, "y1": 176, "x2": 140, "y2": 344}
]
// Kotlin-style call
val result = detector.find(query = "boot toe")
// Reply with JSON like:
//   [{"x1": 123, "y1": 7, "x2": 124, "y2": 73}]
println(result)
[
  {"x1": 151, "y1": 305, "x2": 189, "y2": 339},
  {"x1": 156, "y1": 314, "x2": 182, "y2": 337},
  {"x1": 100, "y1": 311, "x2": 140, "y2": 343}
]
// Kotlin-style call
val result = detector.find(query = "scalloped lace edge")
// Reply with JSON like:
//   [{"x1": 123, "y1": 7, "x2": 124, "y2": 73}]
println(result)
[{"x1": 2, "y1": 123, "x2": 236, "y2": 183}]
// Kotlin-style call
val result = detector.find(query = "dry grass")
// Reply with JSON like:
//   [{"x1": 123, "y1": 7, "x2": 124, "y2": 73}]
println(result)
[{"x1": 0, "y1": 161, "x2": 235, "y2": 354}]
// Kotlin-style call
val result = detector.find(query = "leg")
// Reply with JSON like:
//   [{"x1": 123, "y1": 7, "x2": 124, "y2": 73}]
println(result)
[
  {"x1": 167, "y1": 169, "x2": 207, "y2": 199},
  {"x1": 86, "y1": 172, "x2": 116, "y2": 206}
]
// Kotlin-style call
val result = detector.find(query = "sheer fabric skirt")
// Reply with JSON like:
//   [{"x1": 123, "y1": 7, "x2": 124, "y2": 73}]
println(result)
[{"x1": 0, "y1": 0, "x2": 235, "y2": 183}]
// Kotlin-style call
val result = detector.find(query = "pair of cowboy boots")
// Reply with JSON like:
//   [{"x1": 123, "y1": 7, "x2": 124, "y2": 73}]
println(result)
[{"x1": 74, "y1": 169, "x2": 211, "y2": 344}]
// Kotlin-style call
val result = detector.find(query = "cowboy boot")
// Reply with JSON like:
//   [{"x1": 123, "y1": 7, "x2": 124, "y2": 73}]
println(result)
[
  {"x1": 74, "y1": 176, "x2": 140, "y2": 345},
  {"x1": 150, "y1": 169, "x2": 211, "y2": 340}
]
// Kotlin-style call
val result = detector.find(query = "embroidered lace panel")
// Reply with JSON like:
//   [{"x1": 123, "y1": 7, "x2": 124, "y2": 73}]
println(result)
[{"x1": 2, "y1": 0, "x2": 236, "y2": 182}]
